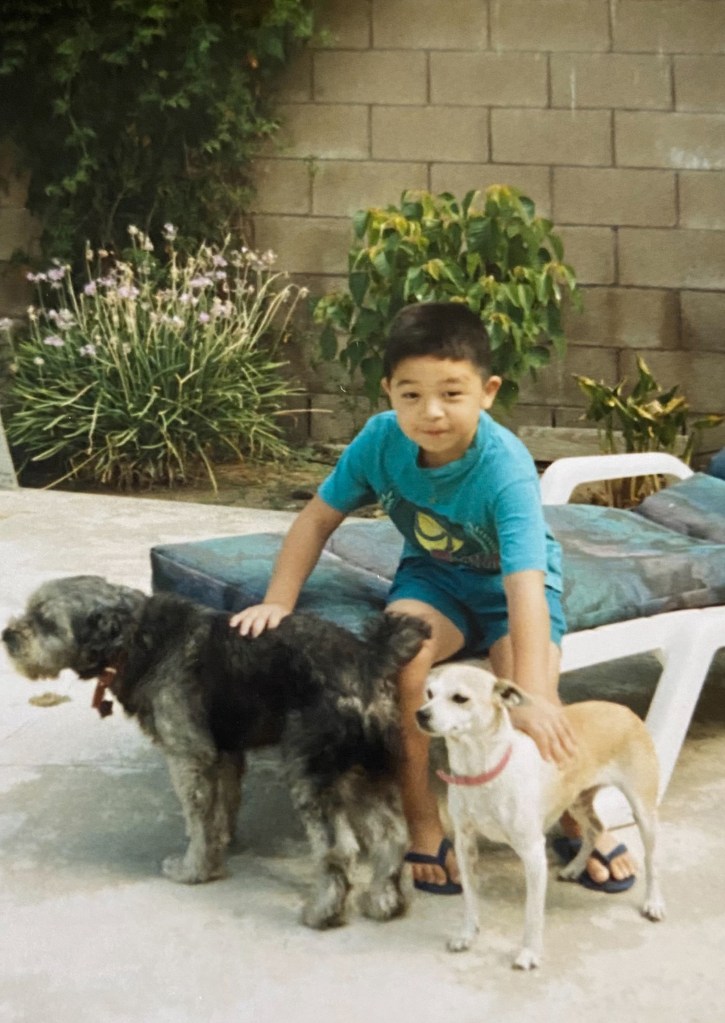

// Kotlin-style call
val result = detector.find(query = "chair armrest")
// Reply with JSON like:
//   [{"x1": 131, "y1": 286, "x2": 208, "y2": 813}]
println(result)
[{"x1": 539, "y1": 452, "x2": 693, "y2": 505}]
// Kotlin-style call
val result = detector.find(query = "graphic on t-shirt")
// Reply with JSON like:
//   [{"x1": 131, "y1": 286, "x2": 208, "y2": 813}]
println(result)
[
  {"x1": 388, "y1": 499, "x2": 501, "y2": 572},
  {"x1": 414, "y1": 512, "x2": 464, "y2": 554}
]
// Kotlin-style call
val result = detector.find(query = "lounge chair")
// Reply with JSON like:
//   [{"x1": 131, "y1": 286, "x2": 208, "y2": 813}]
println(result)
[{"x1": 151, "y1": 452, "x2": 725, "y2": 826}]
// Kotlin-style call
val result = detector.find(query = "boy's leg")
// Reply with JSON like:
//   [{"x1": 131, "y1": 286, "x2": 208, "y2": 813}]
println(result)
[
  {"x1": 387, "y1": 598, "x2": 465, "y2": 889},
  {"x1": 488, "y1": 635, "x2": 637, "y2": 886}
]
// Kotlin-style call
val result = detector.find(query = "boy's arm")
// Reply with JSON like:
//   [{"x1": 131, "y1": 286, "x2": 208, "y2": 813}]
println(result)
[
  {"x1": 503, "y1": 569, "x2": 577, "y2": 763},
  {"x1": 230, "y1": 495, "x2": 346, "y2": 637}
]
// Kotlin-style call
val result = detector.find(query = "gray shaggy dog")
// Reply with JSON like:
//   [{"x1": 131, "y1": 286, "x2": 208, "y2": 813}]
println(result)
[{"x1": 2, "y1": 575, "x2": 430, "y2": 928}]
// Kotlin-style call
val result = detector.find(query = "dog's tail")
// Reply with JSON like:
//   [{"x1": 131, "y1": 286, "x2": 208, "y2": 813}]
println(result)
[{"x1": 361, "y1": 612, "x2": 431, "y2": 669}]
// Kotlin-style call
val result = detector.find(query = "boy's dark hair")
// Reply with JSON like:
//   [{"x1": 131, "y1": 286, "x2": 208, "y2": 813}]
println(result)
[{"x1": 383, "y1": 302, "x2": 493, "y2": 380}]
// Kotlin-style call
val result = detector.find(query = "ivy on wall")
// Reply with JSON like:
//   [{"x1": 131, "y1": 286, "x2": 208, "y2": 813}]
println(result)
[{"x1": 0, "y1": 0, "x2": 316, "y2": 258}]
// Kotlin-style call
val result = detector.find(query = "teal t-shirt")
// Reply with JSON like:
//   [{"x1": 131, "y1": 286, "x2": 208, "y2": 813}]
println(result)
[{"x1": 318, "y1": 410, "x2": 562, "y2": 592}]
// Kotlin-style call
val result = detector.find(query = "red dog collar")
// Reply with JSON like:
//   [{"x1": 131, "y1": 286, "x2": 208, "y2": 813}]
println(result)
[{"x1": 436, "y1": 744, "x2": 513, "y2": 786}]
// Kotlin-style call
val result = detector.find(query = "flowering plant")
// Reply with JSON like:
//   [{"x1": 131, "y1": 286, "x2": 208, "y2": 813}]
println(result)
[{"x1": 3, "y1": 226, "x2": 306, "y2": 489}]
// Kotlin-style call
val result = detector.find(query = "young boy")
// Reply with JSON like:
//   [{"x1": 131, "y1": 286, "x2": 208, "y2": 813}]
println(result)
[{"x1": 231, "y1": 302, "x2": 635, "y2": 893}]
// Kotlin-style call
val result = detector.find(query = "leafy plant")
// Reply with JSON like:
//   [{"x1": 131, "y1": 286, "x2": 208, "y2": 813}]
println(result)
[
  {"x1": 0, "y1": 0, "x2": 316, "y2": 258},
  {"x1": 575, "y1": 356, "x2": 724, "y2": 505},
  {"x1": 314, "y1": 186, "x2": 579, "y2": 406},
  {"x1": 3, "y1": 227, "x2": 307, "y2": 490}
]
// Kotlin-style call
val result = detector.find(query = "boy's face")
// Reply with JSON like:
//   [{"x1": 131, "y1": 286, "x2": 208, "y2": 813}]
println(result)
[{"x1": 382, "y1": 356, "x2": 501, "y2": 468}]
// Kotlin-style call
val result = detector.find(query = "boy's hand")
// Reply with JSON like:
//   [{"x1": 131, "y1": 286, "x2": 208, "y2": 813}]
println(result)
[
  {"x1": 509, "y1": 699, "x2": 577, "y2": 767},
  {"x1": 229, "y1": 603, "x2": 291, "y2": 637}
]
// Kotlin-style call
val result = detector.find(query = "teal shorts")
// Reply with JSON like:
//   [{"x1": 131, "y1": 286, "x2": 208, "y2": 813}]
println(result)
[{"x1": 387, "y1": 556, "x2": 567, "y2": 655}]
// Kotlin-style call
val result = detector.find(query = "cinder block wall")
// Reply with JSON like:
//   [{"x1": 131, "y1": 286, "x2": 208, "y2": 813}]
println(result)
[
  {"x1": 252, "y1": 0, "x2": 725, "y2": 449},
  {"x1": 1, "y1": 1, "x2": 723, "y2": 453}
]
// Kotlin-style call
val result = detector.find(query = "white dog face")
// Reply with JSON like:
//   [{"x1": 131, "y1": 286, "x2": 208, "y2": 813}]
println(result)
[{"x1": 416, "y1": 662, "x2": 526, "y2": 738}]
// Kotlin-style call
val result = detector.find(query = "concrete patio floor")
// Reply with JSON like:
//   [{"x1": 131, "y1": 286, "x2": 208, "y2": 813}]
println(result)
[{"x1": 1, "y1": 485, "x2": 724, "y2": 1023}]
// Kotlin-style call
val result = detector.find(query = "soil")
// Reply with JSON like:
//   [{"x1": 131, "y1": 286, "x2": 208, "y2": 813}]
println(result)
[{"x1": 18, "y1": 446, "x2": 384, "y2": 516}]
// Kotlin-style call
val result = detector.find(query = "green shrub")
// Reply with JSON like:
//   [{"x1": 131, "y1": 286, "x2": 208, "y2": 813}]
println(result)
[
  {"x1": 3, "y1": 227, "x2": 306, "y2": 490},
  {"x1": 314, "y1": 186, "x2": 579, "y2": 406},
  {"x1": 0, "y1": 0, "x2": 316, "y2": 258}
]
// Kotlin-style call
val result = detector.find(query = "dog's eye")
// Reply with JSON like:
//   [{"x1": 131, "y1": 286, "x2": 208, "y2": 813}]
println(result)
[{"x1": 452, "y1": 693, "x2": 469, "y2": 704}]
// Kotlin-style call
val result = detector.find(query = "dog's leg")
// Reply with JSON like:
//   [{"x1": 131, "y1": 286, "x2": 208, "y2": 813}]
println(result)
[
  {"x1": 619, "y1": 783, "x2": 666, "y2": 922},
  {"x1": 356, "y1": 792, "x2": 409, "y2": 922},
  {"x1": 557, "y1": 788, "x2": 600, "y2": 881},
  {"x1": 163, "y1": 755, "x2": 227, "y2": 883},
  {"x1": 290, "y1": 779, "x2": 356, "y2": 929},
  {"x1": 216, "y1": 750, "x2": 245, "y2": 848},
  {"x1": 447, "y1": 822, "x2": 480, "y2": 953},
  {"x1": 510, "y1": 836, "x2": 548, "y2": 970}
]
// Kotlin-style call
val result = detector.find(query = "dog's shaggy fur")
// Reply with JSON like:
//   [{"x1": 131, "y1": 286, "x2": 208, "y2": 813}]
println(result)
[{"x1": 2, "y1": 575, "x2": 430, "y2": 927}]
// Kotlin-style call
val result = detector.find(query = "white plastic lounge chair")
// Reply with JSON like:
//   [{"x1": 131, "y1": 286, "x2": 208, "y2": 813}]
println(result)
[
  {"x1": 540, "y1": 452, "x2": 725, "y2": 825},
  {"x1": 151, "y1": 452, "x2": 725, "y2": 827}
]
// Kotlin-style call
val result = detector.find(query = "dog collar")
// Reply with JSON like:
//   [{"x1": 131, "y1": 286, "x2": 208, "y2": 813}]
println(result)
[
  {"x1": 92, "y1": 667, "x2": 117, "y2": 718},
  {"x1": 436, "y1": 744, "x2": 513, "y2": 786}
]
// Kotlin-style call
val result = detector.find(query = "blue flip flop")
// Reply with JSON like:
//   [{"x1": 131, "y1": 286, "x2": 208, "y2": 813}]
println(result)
[
  {"x1": 404, "y1": 837, "x2": 462, "y2": 895},
  {"x1": 553, "y1": 835, "x2": 636, "y2": 893}
]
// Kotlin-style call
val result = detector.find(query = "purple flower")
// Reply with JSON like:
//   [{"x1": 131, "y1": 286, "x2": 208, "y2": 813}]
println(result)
[{"x1": 43, "y1": 335, "x2": 65, "y2": 348}]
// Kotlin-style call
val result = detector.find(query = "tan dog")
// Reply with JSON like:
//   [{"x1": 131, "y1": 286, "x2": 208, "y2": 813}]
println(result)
[{"x1": 417, "y1": 662, "x2": 665, "y2": 970}]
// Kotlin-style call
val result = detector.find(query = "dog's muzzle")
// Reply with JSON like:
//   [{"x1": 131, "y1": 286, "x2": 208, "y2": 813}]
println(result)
[{"x1": 2, "y1": 625, "x2": 21, "y2": 656}]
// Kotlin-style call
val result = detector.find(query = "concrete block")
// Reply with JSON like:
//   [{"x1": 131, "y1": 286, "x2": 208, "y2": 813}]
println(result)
[
  {"x1": 0, "y1": 209, "x2": 41, "y2": 261},
  {"x1": 430, "y1": 52, "x2": 547, "y2": 107},
  {"x1": 271, "y1": 104, "x2": 370, "y2": 160},
  {"x1": 675, "y1": 57, "x2": 725, "y2": 113},
  {"x1": 491, "y1": 0, "x2": 610, "y2": 51},
  {"x1": 251, "y1": 160, "x2": 312, "y2": 215},
  {"x1": 314, "y1": 50, "x2": 427, "y2": 105},
  {"x1": 619, "y1": 349, "x2": 725, "y2": 415},
  {"x1": 252, "y1": 215, "x2": 350, "y2": 275},
  {"x1": 556, "y1": 226, "x2": 616, "y2": 285},
  {"x1": 613, "y1": 1, "x2": 725, "y2": 55},
  {"x1": 619, "y1": 228, "x2": 725, "y2": 290},
  {"x1": 680, "y1": 291, "x2": 725, "y2": 352},
  {"x1": 553, "y1": 168, "x2": 676, "y2": 227},
  {"x1": 312, "y1": 1, "x2": 371, "y2": 49},
  {"x1": 562, "y1": 286, "x2": 679, "y2": 348},
  {"x1": 308, "y1": 392, "x2": 376, "y2": 444},
  {"x1": 373, "y1": 0, "x2": 487, "y2": 50},
  {"x1": 0, "y1": 142, "x2": 30, "y2": 209},
  {"x1": 430, "y1": 164, "x2": 552, "y2": 218},
  {"x1": 372, "y1": 106, "x2": 488, "y2": 162},
  {"x1": 517, "y1": 344, "x2": 618, "y2": 407},
  {"x1": 551, "y1": 54, "x2": 672, "y2": 110},
  {"x1": 492, "y1": 109, "x2": 612, "y2": 166},
  {"x1": 616, "y1": 112, "x2": 725, "y2": 170},
  {"x1": 270, "y1": 51, "x2": 313, "y2": 103},
  {"x1": 0, "y1": 263, "x2": 33, "y2": 318},
  {"x1": 312, "y1": 160, "x2": 428, "y2": 217},
  {"x1": 679, "y1": 172, "x2": 725, "y2": 230}
]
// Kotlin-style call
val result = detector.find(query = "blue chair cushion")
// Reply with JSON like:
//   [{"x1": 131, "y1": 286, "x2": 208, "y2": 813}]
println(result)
[
  {"x1": 634, "y1": 472, "x2": 725, "y2": 544},
  {"x1": 151, "y1": 490, "x2": 725, "y2": 636}
]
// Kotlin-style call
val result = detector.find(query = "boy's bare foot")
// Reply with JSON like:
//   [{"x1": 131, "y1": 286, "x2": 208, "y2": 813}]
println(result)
[{"x1": 585, "y1": 831, "x2": 637, "y2": 884}]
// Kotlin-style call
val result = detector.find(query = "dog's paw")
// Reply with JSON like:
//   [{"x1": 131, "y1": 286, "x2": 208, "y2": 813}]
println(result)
[
  {"x1": 162, "y1": 854, "x2": 222, "y2": 885},
  {"x1": 641, "y1": 896, "x2": 666, "y2": 922},
  {"x1": 447, "y1": 931, "x2": 476, "y2": 953},
  {"x1": 360, "y1": 884, "x2": 407, "y2": 922},
  {"x1": 301, "y1": 899, "x2": 347, "y2": 930},
  {"x1": 512, "y1": 947, "x2": 541, "y2": 970}
]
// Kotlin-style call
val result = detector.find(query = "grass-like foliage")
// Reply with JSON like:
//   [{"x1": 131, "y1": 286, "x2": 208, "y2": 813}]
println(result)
[{"x1": 3, "y1": 227, "x2": 306, "y2": 490}]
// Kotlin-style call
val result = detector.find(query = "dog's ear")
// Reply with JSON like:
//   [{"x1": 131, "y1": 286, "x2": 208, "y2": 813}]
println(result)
[
  {"x1": 493, "y1": 679, "x2": 529, "y2": 708},
  {"x1": 75, "y1": 606, "x2": 133, "y2": 664}
]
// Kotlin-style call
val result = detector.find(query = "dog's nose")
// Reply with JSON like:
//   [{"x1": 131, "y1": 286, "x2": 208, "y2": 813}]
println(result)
[
  {"x1": 2, "y1": 626, "x2": 18, "y2": 654},
  {"x1": 415, "y1": 707, "x2": 431, "y2": 728}
]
